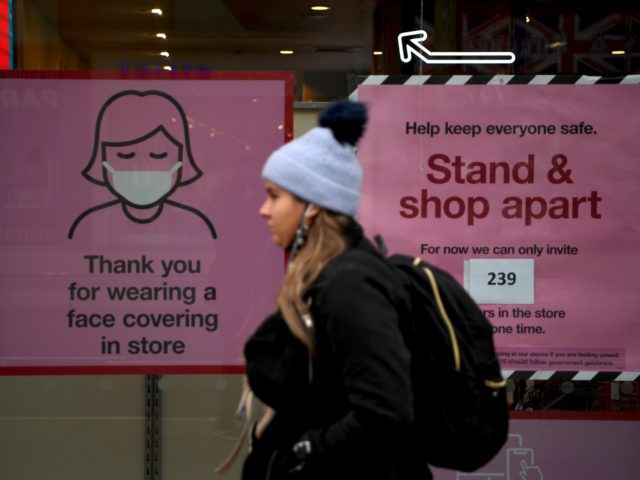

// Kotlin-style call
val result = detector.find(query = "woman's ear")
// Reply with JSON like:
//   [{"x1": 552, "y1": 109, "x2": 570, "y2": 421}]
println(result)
[{"x1": 303, "y1": 203, "x2": 321, "y2": 226}]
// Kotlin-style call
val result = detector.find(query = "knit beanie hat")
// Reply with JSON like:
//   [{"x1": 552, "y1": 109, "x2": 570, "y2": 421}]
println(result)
[{"x1": 262, "y1": 101, "x2": 368, "y2": 217}]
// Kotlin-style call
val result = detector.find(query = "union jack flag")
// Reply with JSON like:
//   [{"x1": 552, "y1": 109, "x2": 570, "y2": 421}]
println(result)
[{"x1": 460, "y1": 10, "x2": 640, "y2": 75}]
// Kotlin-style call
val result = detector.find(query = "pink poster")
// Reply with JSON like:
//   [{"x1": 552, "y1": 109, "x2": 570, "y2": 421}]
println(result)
[
  {"x1": 357, "y1": 83, "x2": 640, "y2": 372},
  {"x1": 431, "y1": 419, "x2": 639, "y2": 480},
  {"x1": 0, "y1": 72, "x2": 291, "y2": 373}
]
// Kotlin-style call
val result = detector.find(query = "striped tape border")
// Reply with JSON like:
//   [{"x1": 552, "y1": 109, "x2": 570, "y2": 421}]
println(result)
[
  {"x1": 353, "y1": 74, "x2": 639, "y2": 382},
  {"x1": 349, "y1": 74, "x2": 640, "y2": 99},
  {"x1": 502, "y1": 371, "x2": 640, "y2": 382}
]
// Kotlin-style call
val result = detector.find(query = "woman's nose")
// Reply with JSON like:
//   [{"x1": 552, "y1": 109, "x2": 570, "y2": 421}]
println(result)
[{"x1": 258, "y1": 199, "x2": 270, "y2": 218}]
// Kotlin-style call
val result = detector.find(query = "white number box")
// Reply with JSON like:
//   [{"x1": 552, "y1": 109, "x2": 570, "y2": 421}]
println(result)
[{"x1": 464, "y1": 258, "x2": 535, "y2": 304}]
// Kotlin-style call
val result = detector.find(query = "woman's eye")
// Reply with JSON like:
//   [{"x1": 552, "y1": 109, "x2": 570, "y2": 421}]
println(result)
[
  {"x1": 117, "y1": 152, "x2": 135, "y2": 159},
  {"x1": 149, "y1": 152, "x2": 168, "y2": 159}
]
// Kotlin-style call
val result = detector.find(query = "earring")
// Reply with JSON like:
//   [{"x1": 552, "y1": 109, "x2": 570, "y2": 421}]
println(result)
[
  {"x1": 292, "y1": 224, "x2": 309, "y2": 252},
  {"x1": 289, "y1": 203, "x2": 314, "y2": 263}
]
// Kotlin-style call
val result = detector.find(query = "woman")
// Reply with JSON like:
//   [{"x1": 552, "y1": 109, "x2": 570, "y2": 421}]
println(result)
[{"x1": 242, "y1": 101, "x2": 429, "y2": 480}]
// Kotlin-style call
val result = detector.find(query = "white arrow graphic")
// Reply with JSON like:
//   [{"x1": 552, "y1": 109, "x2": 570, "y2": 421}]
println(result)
[{"x1": 398, "y1": 30, "x2": 515, "y2": 65}]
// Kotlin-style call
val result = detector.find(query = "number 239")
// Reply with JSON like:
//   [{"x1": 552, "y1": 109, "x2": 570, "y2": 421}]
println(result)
[{"x1": 488, "y1": 272, "x2": 516, "y2": 286}]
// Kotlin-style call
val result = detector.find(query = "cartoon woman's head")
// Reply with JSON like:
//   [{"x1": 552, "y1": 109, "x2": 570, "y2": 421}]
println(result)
[{"x1": 82, "y1": 90, "x2": 201, "y2": 207}]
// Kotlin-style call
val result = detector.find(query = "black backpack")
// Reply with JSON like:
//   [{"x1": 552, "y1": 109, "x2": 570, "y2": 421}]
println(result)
[{"x1": 375, "y1": 236, "x2": 509, "y2": 472}]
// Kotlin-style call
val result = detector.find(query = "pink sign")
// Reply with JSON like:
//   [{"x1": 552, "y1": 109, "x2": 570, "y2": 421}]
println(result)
[
  {"x1": 431, "y1": 418, "x2": 639, "y2": 480},
  {"x1": 0, "y1": 73, "x2": 291, "y2": 373},
  {"x1": 357, "y1": 83, "x2": 640, "y2": 372}
]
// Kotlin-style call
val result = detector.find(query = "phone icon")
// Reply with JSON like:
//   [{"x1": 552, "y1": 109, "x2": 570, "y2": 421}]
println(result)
[
  {"x1": 506, "y1": 448, "x2": 534, "y2": 480},
  {"x1": 456, "y1": 435, "x2": 542, "y2": 480}
]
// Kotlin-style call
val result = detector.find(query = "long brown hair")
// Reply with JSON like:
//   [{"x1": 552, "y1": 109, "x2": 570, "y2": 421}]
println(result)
[{"x1": 277, "y1": 209, "x2": 351, "y2": 351}]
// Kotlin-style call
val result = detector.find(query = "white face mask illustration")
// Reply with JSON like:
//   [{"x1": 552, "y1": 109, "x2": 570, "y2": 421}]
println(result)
[{"x1": 103, "y1": 161, "x2": 182, "y2": 206}]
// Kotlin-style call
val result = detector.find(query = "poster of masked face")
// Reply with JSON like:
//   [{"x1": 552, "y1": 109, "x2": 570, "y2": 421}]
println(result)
[
  {"x1": 0, "y1": 72, "x2": 292, "y2": 373},
  {"x1": 67, "y1": 89, "x2": 217, "y2": 240}
]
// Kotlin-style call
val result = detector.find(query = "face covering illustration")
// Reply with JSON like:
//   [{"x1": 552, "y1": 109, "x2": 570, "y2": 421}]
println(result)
[
  {"x1": 102, "y1": 161, "x2": 183, "y2": 206},
  {"x1": 68, "y1": 90, "x2": 216, "y2": 239}
]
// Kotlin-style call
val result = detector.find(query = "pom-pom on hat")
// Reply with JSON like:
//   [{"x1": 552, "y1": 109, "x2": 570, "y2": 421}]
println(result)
[{"x1": 262, "y1": 100, "x2": 368, "y2": 217}]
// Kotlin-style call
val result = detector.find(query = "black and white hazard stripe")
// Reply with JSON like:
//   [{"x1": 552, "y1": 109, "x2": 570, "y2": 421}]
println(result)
[
  {"x1": 501, "y1": 370, "x2": 640, "y2": 382},
  {"x1": 350, "y1": 74, "x2": 640, "y2": 95},
  {"x1": 353, "y1": 74, "x2": 639, "y2": 383}
]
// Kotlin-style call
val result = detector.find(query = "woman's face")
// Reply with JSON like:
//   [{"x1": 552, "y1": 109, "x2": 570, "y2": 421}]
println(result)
[{"x1": 259, "y1": 181, "x2": 306, "y2": 248}]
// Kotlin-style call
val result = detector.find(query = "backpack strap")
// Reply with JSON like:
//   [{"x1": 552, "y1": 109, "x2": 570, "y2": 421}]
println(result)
[
  {"x1": 414, "y1": 257, "x2": 507, "y2": 390},
  {"x1": 373, "y1": 234, "x2": 388, "y2": 257},
  {"x1": 413, "y1": 257, "x2": 461, "y2": 371},
  {"x1": 374, "y1": 233, "x2": 462, "y2": 372}
]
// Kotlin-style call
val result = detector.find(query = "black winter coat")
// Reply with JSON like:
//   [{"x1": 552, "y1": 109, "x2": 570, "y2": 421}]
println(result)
[{"x1": 243, "y1": 222, "x2": 431, "y2": 480}]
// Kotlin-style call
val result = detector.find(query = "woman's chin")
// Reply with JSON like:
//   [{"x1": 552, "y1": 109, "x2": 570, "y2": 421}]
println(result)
[{"x1": 271, "y1": 234, "x2": 284, "y2": 248}]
